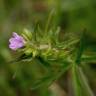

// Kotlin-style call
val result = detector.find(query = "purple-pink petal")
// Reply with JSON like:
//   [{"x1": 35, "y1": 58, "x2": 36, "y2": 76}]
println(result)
[
  {"x1": 13, "y1": 32, "x2": 18, "y2": 37},
  {"x1": 9, "y1": 32, "x2": 25, "y2": 50}
]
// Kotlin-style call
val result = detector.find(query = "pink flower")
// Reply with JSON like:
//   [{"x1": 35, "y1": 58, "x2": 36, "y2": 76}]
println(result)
[{"x1": 9, "y1": 32, "x2": 25, "y2": 50}]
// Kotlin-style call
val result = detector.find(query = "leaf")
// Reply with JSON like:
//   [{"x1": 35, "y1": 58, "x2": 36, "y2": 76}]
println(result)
[
  {"x1": 31, "y1": 75, "x2": 53, "y2": 90},
  {"x1": 36, "y1": 56, "x2": 51, "y2": 68},
  {"x1": 31, "y1": 63, "x2": 71, "y2": 90},
  {"x1": 9, "y1": 53, "x2": 33, "y2": 64},
  {"x1": 77, "y1": 66, "x2": 94, "y2": 96},
  {"x1": 72, "y1": 64, "x2": 94, "y2": 96},
  {"x1": 75, "y1": 29, "x2": 86, "y2": 64},
  {"x1": 72, "y1": 64, "x2": 82, "y2": 96},
  {"x1": 45, "y1": 10, "x2": 55, "y2": 34},
  {"x1": 81, "y1": 55, "x2": 96, "y2": 63},
  {"x1": 54, "y1": 27, "x2": 60, "y2": 43},
  {"x1": 49, "y1": 27, "x2": 61, "y2": 45}
]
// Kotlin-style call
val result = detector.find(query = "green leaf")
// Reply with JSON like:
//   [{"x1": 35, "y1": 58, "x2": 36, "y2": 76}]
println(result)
[
  {"x1": 81, "y1": 55, "x2": 96, "y2": 63},
  {"x1": 75, "y1": 30, "x2": 86, "y2": 64},
  {"x1": 9, "y1": 54, "x2": 33, "y2": 64},
  {"x1": 45, "y1": 10, "x2": 55, "y2": 34},
  {"x1": 77, "y1": 67, "x2": 94, "y2": 96},
  {"x1": 36, "y1": 56, "x2": 51, "y2": 68},
  {"x1": 31, "y1": 75, "x2": 53, "y2": 90},
  {"x1": 54, "y1": 27, "x2": 60, "y2": 43},
  {"x1": 31, "y1": 63, "x2": 71, "y2": 90},
  {"x1": 72, "y1": 64, "x2": 82, "y2": 96},
  {"x1": 72, "y1": 64, "x2": 94, "y2": 96}
]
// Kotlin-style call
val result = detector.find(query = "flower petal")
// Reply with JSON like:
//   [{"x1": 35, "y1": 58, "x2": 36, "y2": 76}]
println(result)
[{"x1": 9, "y1": 32, "x2": 25, "y2": 50}]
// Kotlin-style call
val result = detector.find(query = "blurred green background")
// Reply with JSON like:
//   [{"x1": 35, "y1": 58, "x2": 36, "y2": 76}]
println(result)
[{"x1": 0, "y1": 0, "x2": 96, "y2": 96}]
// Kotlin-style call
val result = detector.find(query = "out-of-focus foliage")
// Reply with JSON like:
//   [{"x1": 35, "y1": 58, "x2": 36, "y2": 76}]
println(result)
[{"x1": 0, "y1": 0, "x2": 96, "y2": 96}]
